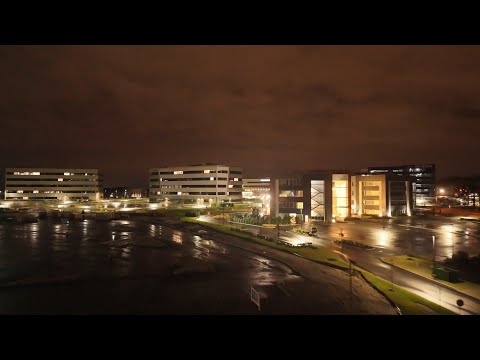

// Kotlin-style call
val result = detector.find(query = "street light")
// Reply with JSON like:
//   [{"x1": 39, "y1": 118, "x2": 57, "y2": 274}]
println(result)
[
  {"x1": 333, "y1": 250, "x2": 356, "y2": 313},
  {"x1": 432, "y1": 235, "x2": 436, "y2": 277},
  {"x1": 450, "y1": 223, "x2": 454, "y2": 256}
]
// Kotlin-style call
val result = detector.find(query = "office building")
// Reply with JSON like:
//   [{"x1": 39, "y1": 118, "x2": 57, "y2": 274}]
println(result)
[
  {"x1": 242, "y1": 178, "x2": 270, "y2": 215},
  {"x1": 351, "y1": 174, "x2": 413, "y2": 217},
  {"x1": 367, "y1": 164, "x2": 435, "y2": 206},
  {"x1": 270, "y1": 171, "x2": 350, "y2": 223},
  {"x1": 2, "y1": 168, "x2": 103, "y2": 201},
  {"x1": 149, "y1": 164, "x2": 243, "y2": 204},
  {"x1": 104, "y1": 187, "x2": 147, "y2": 199}
]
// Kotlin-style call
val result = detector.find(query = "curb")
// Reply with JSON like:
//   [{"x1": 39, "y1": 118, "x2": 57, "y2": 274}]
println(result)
[
  {"x1": 356, "y1": 271, "x2": 403, "y2": 315},
  {"x1": 184, "y1": 220, "x2": 406, "y2": 313},
  {"x1": 379, "y1": 258, "x2": 480, "y2": 303}
]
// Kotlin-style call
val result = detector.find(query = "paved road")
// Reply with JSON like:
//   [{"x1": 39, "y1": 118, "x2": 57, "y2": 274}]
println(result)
[
  {"x1": 0, "y1": 218, "x2": 396, "y2": 314},
  {"x1": 203, "y1": 215, "x2": 480, "y2": 314}
]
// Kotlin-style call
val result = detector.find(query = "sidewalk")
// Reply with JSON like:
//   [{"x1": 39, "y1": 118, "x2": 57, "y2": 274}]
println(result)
[{"x1": 381, "y1": 255, "x2": 480, "y2": 300}]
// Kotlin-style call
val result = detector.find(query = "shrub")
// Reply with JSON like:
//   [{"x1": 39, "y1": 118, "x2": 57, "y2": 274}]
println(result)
[{"x1": 184, "y1": 211, "x2": 197, "y2": 217}]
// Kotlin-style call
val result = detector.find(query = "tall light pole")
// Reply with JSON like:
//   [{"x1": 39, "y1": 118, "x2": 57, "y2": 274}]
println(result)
[
  {"x1": 333, "y1": 250, "x2": 355, "y2": 313},
  {"x1": 277, "y1": 218, "x2": 280, "y2": 242},
  {"x1": 432, "y1": 235, "x2": 436, "y2": 277},
  {"x1": 450, "y1": 223, "x2": 454, "y2": 256},
  {"x1": 222, "y1": 201, "x2": 225, "y2": 225}
]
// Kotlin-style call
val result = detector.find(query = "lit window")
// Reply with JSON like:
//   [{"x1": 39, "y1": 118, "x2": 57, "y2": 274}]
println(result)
[
  {"x1": 33, "y1": 190, "x2": 39, "y2": 194},
  {"x1": 174, "y1": 171, "x2": 183, "y2": 175},
  {"x1": 32, "y1": 172, "x2": 40, "y2": 175},
  {"x1": 58, "y1": 178, "x2": 63, "y2": 181},
  {"x1": 17, "y1": 190, "x2": 23, "y2": 193},
  {"x1": 23, "y1": 197, "x2": 28, "y2": 200},
  {"x1": 157, "y1": 192, "x2": 160, "y2": 195},
  {"x1": 228, "y1": 185, "x2": 233, "y2": 188},
  {"x1": 64, "y1": 172, "x2": 70, "y2": 176},
  {"x1": 210, "y1": 177, "x2": 215, "y2": 181},
  {"x1": 234, "y1": 178, "x2": 239, "y2": 181},
  {"x1": 177, "y1": 192, "x2": 182, "y2": 195},
  {"x1": 85, "y1": 173, "x2": 88, "y2": 176},
  {"x1": 204, "y1": 170, "x2": 211, "y2": 174}
]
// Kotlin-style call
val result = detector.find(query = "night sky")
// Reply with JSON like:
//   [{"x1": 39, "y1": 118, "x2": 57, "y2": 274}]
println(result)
[{"x1": 1, "y1": 45, "x2": 479, "y2": 186}]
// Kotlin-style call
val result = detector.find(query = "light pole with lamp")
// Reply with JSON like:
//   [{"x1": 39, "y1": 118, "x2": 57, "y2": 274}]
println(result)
[
  {"x1": 432, "y1": 235, "x2": 436, "y2": 277},
  {"x1": 450, "y1": 223, "x2": 454, "y2": 256},
  {"x1": 334, "y1": 250, "x2": 356, "y2": 313},
  {"x1": 222, "y1": 201, "x2": 225, "y2": 225}
]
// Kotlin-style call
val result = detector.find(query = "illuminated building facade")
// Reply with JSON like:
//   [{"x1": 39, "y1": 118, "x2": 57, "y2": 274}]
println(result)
[
  {"x1": 351, "y1": 174, "x2": 412, "y2": 217},
  {"x1": 242, "y1": 178, "x2": 270, "y2": 215},
  {"x1": 149, "y1": 164, "x2": 243, "y2": 204},
  {"x1": 104, "y1": 187, "x2": 147, "y2": 199},
  {"x1": 367, "y1": 164, "x2": 435, "y2": 207},
  {"x1": 1, "y1": 168, "x2": 103, "y2": 201},
  {"x1": 270, "y1": 176, "x2": 305, "y2": 220},
  {"x1": 271, "y1": 171, "x2": 351, "y2": 223}
]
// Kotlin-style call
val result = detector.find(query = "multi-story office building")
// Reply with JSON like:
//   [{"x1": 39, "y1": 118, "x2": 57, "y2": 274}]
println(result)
[
  {"x1": 271, "y1": 170, "x2": 413, "y2": 221},
  {"x1": 242, "y1": 178, "x2": 270, "y2": 199},
  {"x1": 1, "y1": 168, "x2": 103, "y2": 201},
  {"x1": 367, "y1": 164, "x2": 435, "y2": 206},
  {"x1": 270, "y1": 171, "x2": 350, "y2": 223},
  {"x1": 270, "y1": 176, "x2": 305, "y2": 220},
  {"x1": 104, "y1": 187, "x2": 147, "y2": 199},
  {"x1": 351, "y1": 174, "x2": 413, "y2": 217},
  {"x1": 242, "y1": 178, "x2": 270, "y2": 215},
  {"x1": 149, "y1": 164, "x2": 243, "y2": 204}
]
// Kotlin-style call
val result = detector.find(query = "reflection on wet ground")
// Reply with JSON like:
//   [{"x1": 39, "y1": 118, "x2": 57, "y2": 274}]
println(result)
[
  {"x1": 0, "y1": 219, "x2": 304, "y2": 314},
  {"x1": 314, "y1": 217, "x2": 480, "y2": 260}
]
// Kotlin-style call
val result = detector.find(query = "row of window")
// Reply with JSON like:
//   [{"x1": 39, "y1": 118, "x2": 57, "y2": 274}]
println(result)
[
  {"x1": 5, "y1": 185, "x2": 99, "y2": 188},
  {"x1": 279, "y1": 179, "x2": 303, "y2": 186},
  {"x1": 6, "y1": 172, "x2": 97, "y2": 176},
  {"x1": 158, "y1": 192, "x2": 241, "y2": 196},
  {"x1": 152, "y1": 184, "x2": 242, "y2": 189},
  {"x1": 6, "y1": 178, "x2": 98, "y2": 182},
  {"x1": 151, "y1": 170, "x2": 240, "y2": 175},
  {"x1": 362, "y1": 191, "x2": 380, "y2": 196},
  {"x1": 362, "y1": 181, "x2": 381, "y2": 187},
  {"x1": 150, "y1": 177, "x2": 232, "y2": 182},
  {"x1": 279, "y1": 190, "x2": 304, "y2": 197},
  {"x1": 10, "y1": 190, "x2": 96, "y2": 194},
  {"x1": 6, "y1": 196, "x2": 59, "y2": 200},
  {"x1": 279, "y1": 201, "x2": 304, "y2": 209}
]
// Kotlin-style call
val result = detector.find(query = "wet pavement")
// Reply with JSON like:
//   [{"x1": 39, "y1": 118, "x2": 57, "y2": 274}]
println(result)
[
  {"x1": 217, "y1": 215, "x2": 480, "y2": 314},
  {"x1": 0, "y1": 218, "x2": 396, "y2": 314}
]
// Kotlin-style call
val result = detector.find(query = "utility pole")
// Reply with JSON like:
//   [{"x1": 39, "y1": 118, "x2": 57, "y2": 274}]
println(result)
[
  {"x1": 349, "y1": 260, "x2": 353, "y2": 312},
  {"x1": 450, "y1": 223, "x2": 454, "y2": 256},
  {"x1": 222, "y1": 202, "x2": 225, "y2": 225},
  {"x1": 277, "y1": 219, "x2": 280, "y2": 242},
  {"x1": 390, "y1": 258, "x2": 394, "y2": 292}
]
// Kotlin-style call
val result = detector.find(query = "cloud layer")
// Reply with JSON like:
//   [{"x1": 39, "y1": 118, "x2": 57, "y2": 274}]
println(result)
[{"x1": 1, "y1": 45, "x2": 479, "y2": 185}]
